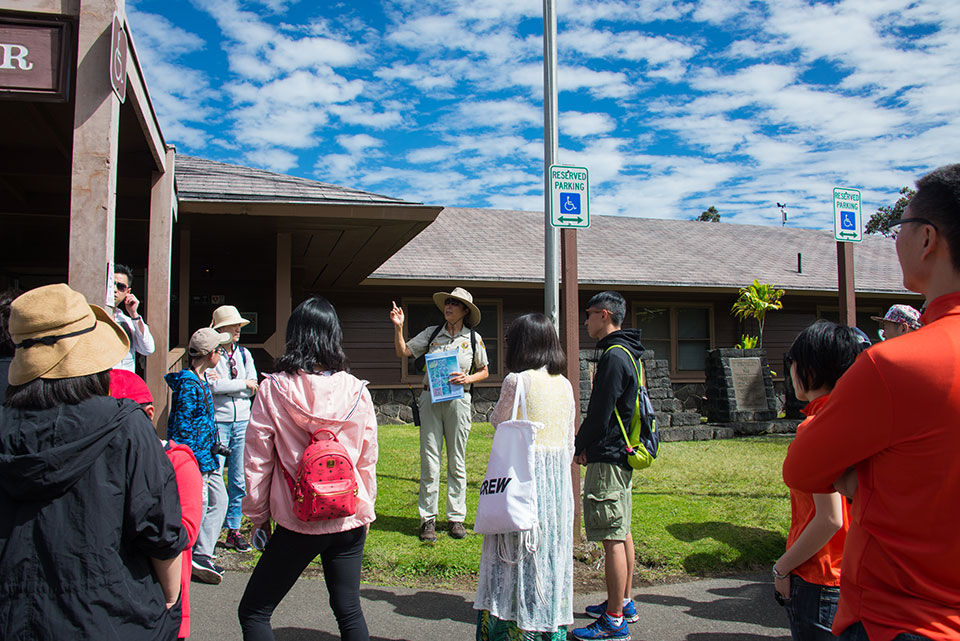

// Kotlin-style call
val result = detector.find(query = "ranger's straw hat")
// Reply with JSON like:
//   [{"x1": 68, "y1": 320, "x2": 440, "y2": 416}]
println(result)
[
  {"x1": 432, "y1": 287, "x2": 481, "y2": 328},
  {"x1": 210, "y1": 305, "x2": 250, "y2": 330},
  {"x1": 8, "y1": 283, "x2": 129, "y2": 386}
]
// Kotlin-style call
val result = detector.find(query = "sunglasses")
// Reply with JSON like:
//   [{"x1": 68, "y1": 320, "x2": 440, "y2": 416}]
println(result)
[
  {"x1": 220, "y1": 347, "x2": 239, "y2": 377},
  {"x1": 444, "y1": 298, "x2": 464, "y2": 307},
  {"x1": 114, "y1": 281, "x2": 129, "y2": 292}
]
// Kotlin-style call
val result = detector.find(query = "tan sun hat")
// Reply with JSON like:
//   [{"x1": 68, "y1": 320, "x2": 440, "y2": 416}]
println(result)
[
  {"x1": 432, "y1": 287, "x2": 481, "y2": 328},
  {"x1": 188, "y1": 328, "x2": 233, "y2": 357},
  {"x1": 210, "y1": 305, "x2": 250, "y2": 330},
  {"x1": 8, "y1": 283, "x2": 130, "y2": 386}
]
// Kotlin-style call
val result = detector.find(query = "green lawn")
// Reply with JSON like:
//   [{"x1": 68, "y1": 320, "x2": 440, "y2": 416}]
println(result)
[{"x1": 356, "y1": 423, "x2": 792, "y2": 587}]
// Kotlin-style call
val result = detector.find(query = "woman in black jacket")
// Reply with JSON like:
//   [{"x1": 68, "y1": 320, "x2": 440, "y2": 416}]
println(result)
[{"x1": 0, "y1": 283, "x2": 187, "y2": 640}]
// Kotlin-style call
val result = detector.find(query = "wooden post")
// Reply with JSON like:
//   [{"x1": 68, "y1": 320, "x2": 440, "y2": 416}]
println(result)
[
  {"x1": 178, "y1": 229, "x2": 191, "y2": 346},
  {"x1": 265, "y1": 233, "x2": 292, "y2": 358},
  {"x1": 146, "y1": 148, "x2": 175, "y2": 434},
  {"x1": 68, "y1": 0, "x2": 122, "y2": 303},
  {"x1": 837, "y1": 242, "x2": 856, "y2": 326},
  {"x1": 561, "y1": 228, "x2": 582, "y2": 541}
]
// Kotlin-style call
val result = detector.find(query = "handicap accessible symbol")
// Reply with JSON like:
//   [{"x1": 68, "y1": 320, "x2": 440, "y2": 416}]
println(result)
[
  {"x1": 841, "y1": 210, "x2": 856, "y2": 230},
  {"x1": 561, "y1": 192, "x2": 581, "y2": 215}
]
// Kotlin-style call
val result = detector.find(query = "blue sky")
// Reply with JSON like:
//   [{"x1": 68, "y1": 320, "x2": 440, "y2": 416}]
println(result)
[{"x1": 127, "y1": 0, "x2": 960, "y2": 229}]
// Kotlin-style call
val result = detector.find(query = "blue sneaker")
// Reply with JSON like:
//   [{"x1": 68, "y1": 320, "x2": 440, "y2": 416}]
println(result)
[
  {"x1": 572, "y1": 612, "x2": 631, "y2": 640},
  {"x1": 585, "y1": 599, "x2": 639, "y2": 624}
]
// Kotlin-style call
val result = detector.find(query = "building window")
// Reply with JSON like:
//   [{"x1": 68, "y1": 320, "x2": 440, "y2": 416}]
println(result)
[
  {"x1": 818, "y1": 307, "x2": 884, "y2": 343},
  {"x1": 400, "y1": 298, "x2": 501, "y2": 382},
  {"x1": 634, "y1": 304, "x2": 713, "y2": 377}
]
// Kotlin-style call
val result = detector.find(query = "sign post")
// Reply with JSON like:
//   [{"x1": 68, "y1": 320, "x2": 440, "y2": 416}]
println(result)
[
  {"x1": 549, "y1": 164, "x2": 590, "y2": 229},
  {"x1": 833, "y1": 187, "x2": 862, "y2": 327}
]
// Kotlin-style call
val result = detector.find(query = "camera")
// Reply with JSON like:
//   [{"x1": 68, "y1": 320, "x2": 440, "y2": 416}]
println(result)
[{"x1": 211, "y1": 442, "x2": 232, "y2": 457}]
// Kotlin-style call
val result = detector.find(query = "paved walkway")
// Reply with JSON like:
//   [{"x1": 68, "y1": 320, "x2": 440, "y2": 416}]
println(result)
[{"x1": 190, "y1": 572, "x2": 790, "y2": 640}]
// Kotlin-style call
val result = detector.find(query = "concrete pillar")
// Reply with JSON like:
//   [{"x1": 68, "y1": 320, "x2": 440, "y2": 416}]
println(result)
[
  {"x1": 265, "y1": 233, "x2": 292, "y2": 358},
  {"x1": 67, "y1": 0, "x2": 123, "y2": 304},
  {"x1": 146, "y1": 147, "x2": 175, "y2": 434}
]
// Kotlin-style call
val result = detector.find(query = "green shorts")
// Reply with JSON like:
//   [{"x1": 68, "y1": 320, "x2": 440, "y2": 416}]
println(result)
[{"x1": 583, "y1": 462, "x2": 633, "y2": 542}]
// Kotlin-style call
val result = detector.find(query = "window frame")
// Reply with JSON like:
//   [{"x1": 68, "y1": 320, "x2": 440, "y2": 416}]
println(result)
[
  {"x1": 816, "y1": 305, "x2": 885, "y2": 340},
  {"x1": 631, "y1": 301, "x2": 715, "y2": 381},
  {"x1": 398, "y1": 296, "x2": 503, "y2": 385}
]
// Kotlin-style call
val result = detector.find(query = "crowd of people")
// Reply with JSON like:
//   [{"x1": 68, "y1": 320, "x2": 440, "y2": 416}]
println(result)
[{"x1": 2, "y1": 163, "x2": 960, "y2": 641}]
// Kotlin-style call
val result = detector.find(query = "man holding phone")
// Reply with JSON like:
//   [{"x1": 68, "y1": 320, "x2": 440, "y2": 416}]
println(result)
[{"x1": 112, "y1": 263, "x2": 155, "y2": 372}]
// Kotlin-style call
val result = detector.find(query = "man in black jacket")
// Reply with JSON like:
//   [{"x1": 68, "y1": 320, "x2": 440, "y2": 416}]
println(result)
[{"x1": 572, "y1": 291, "x2": 643, "y2": 641}]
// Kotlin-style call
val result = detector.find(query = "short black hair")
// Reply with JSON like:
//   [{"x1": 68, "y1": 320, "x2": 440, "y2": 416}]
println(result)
[
  {"x1": 114, "y1": 263, "x2": 134, "y2": 286},
  {"x1": 6, "y1": 371, "x2": 112, "y2": 409},
  {"x1": 0, "y1": 288, "x2": 21, "y2": 358},
  {"x1": 275, "y1": 296, "x2": 348, "y2": 374},
  {"x1": 586, "y1": 291, "x2": 626, "y2": 326},
  {"x1": 785, "y1": 320, "x2": 862, "y2": 393},
  {"x1": 910, "y1": 164, "x2": 960, "y2": 272},
  {"x1": 504, "y1": 313, "x2": 566, "y2": 376}
]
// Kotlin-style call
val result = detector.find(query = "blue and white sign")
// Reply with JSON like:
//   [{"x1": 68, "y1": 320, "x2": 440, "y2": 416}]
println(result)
[
  {"x1": 833, "y1": 187, "x2": 863, "y2": 243},
  {"x1": 549, "y1": 165, "x2": 590, "y2": 229}
]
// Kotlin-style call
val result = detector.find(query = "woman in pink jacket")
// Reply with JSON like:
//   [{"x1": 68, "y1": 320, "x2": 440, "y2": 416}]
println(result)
[{"x1": 238, "y1": 297, "x2": 378, "y2": 641}]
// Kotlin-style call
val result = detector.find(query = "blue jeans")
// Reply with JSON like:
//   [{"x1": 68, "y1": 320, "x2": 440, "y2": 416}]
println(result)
[
  {"x1": 779, "y1": 575, "x2": 840, "y2": 641},
  {"x1": 196, "y1": 469, "x2": 228, "y2": 559},
  {"x1": 218, "y1": 420, "x2": 249, "y2": 530},
  {"x1": 838, "y1": 622, "x2": 931, "y2": 641}
]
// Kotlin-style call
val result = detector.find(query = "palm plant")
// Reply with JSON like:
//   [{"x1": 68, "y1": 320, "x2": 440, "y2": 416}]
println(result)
[{"x1": 731, "y1": 280, "x2": 784, "y2": 348}]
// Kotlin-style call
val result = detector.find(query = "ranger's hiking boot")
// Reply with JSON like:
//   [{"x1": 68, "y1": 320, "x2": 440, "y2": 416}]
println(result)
[{"x1": 419, "y1": 519, "x2": 437, "y2": 542}]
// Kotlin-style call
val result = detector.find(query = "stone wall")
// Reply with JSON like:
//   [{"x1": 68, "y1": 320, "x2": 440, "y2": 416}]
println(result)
[
  {"x1": 578, "y1": 348, "x2": 702, "y2": 431},
  {"x1": 372, "y1": 386, "x2": 499, "y2": 426}
]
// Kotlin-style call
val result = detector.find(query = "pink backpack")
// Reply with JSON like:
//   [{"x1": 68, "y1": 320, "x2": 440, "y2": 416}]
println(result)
[{"x1": 282, "y1": 428, "x2": 358, "y2": 521}]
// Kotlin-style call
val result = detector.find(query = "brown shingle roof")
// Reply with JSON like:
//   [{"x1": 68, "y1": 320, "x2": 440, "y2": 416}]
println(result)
[
  {"x1": 370, "y1": 207, "x2": 908, "y2": 294},
  {"x1": 175, "y1": 155, "x2": 419, "y2": 206}
]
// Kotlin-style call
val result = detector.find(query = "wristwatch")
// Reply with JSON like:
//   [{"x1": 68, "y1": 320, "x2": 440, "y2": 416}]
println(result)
[{"x1": 772, "y1": 564, "x2": 789, "y2": 580}]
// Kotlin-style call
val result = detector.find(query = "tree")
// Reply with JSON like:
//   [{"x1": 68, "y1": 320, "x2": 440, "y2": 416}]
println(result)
[
  {"x1": 731, "y1": 280, "x2": 784, "y2": 349},
  {"x1": 695, "y1": 206, "x2": 720, "y2": 222},
  {"x1": 865, "y1": 186, "x2": 915, "y2": 239}
]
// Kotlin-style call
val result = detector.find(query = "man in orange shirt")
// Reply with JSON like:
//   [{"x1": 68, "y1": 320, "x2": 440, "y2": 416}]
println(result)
[{"x1": 783, "y1": 164, "x2": 960, "y2": 641}]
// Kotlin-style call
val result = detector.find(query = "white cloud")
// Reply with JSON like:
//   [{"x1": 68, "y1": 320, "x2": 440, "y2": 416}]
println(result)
[
  {"x1": 455, "y1": 99, "x2": 541, "y2": 130},
  {"x1": 560, "y1": 111, "x2": 616, "y2": 138},
  {"x1": 337, "y1": 134, "x2": 383, "y2": 154},
  {"x1": 244, "y1": 148, "x2": 298, "y2": 172}
]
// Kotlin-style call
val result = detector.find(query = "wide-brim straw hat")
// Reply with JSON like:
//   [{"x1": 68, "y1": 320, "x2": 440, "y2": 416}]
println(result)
[
  {"x1": 432, "y1": 287, "x2": 481, "y2": 328},
  {"x1": 210, "y1": 305, "x2": 250, "y2": 330},
  {"x1": 8, "y1": 283, "x2": 130, "y2": 386}
]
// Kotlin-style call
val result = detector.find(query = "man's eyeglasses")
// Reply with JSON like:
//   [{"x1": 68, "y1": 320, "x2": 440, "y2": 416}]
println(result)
[
  {"x1": 584, "y1": 309, "x2": 605, "y2": 320},
  {"x1": 886, "y1": 217, "x2": 938, "y2": 233},
  {"x1": 114, "y1": 281, "x2": 129, "y2": 292}
]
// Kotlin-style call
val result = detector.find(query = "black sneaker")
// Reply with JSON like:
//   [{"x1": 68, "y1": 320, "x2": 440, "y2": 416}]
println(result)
[
  {"x1": 224, "y1": 530, "x2": 252, "y2": 552},
  {"x1": 449, "y1": 521, "x2": 466, "y2": 539},
  {"x1": 191, "y1": 555, "x2": 223, "y2": 585},
  {"x1": 419, "y1": 519, "x2": 437, "y2": 542}
]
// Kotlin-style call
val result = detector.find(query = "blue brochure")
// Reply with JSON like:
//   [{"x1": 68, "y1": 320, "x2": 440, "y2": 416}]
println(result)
[{"x1": 425, "y1": 350, "x2": 464, "y2": 403}]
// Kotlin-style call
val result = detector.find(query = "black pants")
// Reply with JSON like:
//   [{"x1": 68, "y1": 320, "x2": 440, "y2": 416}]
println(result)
[{"x1": 238, "y1": 524, "x2": 369, "y2": 641}]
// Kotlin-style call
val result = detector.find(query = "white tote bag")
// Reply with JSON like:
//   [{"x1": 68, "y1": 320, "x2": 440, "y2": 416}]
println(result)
[{"x1": 474, "y1": 374, "x2": 541, "y2": 535}]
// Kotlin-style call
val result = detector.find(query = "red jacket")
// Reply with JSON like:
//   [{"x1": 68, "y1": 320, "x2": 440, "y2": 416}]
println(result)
[
  {"x1": 165, "y1": 441, "x2": 202, "y2": 639},
  {"x1": 783, "y1": 292, "x2": 960, "y2": 641},
  {"x1": 786, "y1": 395, "x2": 849, "y2": 587}
]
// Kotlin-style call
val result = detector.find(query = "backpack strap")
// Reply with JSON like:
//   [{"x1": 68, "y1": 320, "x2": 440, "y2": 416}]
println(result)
[
  {"x1": 604, "y1": 344, "x2": 644, "y2": 452},
  {"x1": 469, "y1": 328, "x2": 477, "y2": 375}
]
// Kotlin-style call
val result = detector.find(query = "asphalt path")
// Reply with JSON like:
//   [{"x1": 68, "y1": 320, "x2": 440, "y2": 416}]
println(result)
[{"x1": 189, "y1": 571, "x2": 791, "y2": 640}]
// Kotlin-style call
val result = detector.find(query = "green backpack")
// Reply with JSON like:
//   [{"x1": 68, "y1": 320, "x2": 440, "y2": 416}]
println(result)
[{"x1": 605, "y1": 344, "x2": 660, "y2": 470}]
